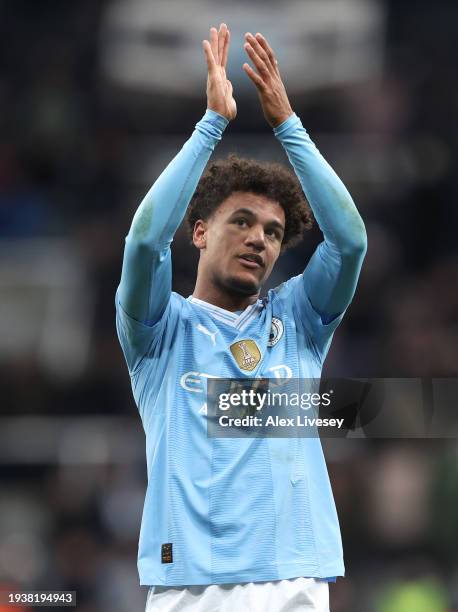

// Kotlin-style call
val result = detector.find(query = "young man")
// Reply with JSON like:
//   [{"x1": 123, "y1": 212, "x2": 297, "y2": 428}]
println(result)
[{"x1": 116, "y1": 24, "x2": 367, "y2": 612}]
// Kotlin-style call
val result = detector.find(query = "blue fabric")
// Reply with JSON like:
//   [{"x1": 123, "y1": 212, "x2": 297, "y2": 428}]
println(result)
[
  {"x1": 118, "y1": 110, "x2": 228, "y2": 326},
  {"x1": 274, "y1": 114, "x2": 366, "y2": 336},
  {"x1": 116, "y1": 111, "x2": 366, "y2": 586}
]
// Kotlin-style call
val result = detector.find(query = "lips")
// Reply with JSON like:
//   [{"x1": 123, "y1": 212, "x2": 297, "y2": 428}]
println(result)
[{"x1": 238, "y1": 253, "x2": 264, "y2": 268}]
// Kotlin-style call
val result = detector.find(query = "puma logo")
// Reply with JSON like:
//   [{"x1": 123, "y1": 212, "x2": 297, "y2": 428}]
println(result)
[{"x1": 196, "y1": 324, "x2": 218, "y2": 346}]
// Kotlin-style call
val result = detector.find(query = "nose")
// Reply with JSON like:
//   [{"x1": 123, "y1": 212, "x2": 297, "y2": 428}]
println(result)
[{"x1": 245, "y1": 225, "x2": 266, "y2": 250}]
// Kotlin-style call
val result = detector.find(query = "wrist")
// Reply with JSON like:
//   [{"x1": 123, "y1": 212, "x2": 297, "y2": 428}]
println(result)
[
  {"x1": 199, "y1": 109, "x2": 230, "y2": 136},
  {"x1": 207, "y1": 107, "x2": 232, "y2": 122},
  {"x1": 273, "y1": 113, "x2": 301, "y2": 138},
  {"x1": 269, "y1": 109, "x2": 294, "y2": 128}
]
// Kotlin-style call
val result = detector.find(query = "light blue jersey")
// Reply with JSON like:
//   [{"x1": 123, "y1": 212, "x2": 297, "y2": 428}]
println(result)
[{"x1": 116, "y1": 110, "x2": 367, "y2": 586}]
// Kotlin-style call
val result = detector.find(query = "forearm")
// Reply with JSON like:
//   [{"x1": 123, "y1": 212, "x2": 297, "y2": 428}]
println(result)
[
  {"x1": 274, "y1": 114, "x2": 366, "y2": 252},
  {"x1": 118, "y1": 110, "x2": 228, "y2": 322},
  {"x1": 128, "y1": 109, "x2": 228, "y2": 249},
  {"x1": 275, "y1": 114, "x2": 367, "y2": 318}
]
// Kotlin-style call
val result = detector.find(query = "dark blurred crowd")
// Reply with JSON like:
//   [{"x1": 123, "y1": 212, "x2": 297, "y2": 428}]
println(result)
[{"x1": 0, "y1": 1, "x2": 457, "y2": 611}]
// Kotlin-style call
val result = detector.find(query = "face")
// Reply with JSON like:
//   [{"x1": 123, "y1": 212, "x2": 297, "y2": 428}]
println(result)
[{"x1": 193, "y1": 192, "x2": 285, "y2": 296}]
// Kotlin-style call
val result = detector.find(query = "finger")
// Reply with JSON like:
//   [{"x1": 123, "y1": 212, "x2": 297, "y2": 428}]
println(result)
[
  {"x1": 242, "y1": 62, "x2": 266, "y2": 91},
  {"x1": 254, "y1": 32, "x2": 277, "y2": 70},
  {"x1": 210, "y1": 26, "x2": 219, "y2": 63},
  {"x1": 244, "y1": 42, "x2": 270, "y2": 79},
  {"x1": 221, "y1": 28, "x2": 230, "y2": 69},
  {"x1": 202, "y1": 40, "x2": 217, "y2": 74},
  {"x1": 245, "y1": 32, "x2": 274, "y2": 72},
  {"x1": 218, "y1": 23, "x2": 227, "y2": 66}
]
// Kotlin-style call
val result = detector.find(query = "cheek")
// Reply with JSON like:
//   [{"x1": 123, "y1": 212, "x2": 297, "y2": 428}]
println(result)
[
  {"x1": 209, "y1": 227, "x2": 236, "y2": 251},
  {"x1": 206, "y1": 230, "x2": 231, "y2": 257},
  {"x1": 266, "y1": 246, "x2": 281, "y2": 270}
]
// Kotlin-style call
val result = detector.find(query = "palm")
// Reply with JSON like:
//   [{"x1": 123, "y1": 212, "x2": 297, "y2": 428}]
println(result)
[
  {"x1": 203, "y1": 24, "x2": 237, "y2": 121},
  {"x1": 242, "y1": 31, "x2": 293, "y2": 127},
  {"x1": 207, "y1": 67, "x2": 236, "y2": 119}
]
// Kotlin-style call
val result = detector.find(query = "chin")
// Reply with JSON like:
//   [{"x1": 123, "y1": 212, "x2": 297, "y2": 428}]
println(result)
[{"x1": 220, "y1": 274, "x2": 261, "y2": 296}]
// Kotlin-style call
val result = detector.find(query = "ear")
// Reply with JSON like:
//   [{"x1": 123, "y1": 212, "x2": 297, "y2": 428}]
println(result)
[{"x1": 193, "y1": 219, "x2": 208, "y2": 250}]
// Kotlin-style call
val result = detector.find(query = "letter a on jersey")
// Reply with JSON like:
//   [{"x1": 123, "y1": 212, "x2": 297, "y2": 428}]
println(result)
[{"x1": 230, "y1": 339, "x2": 261, "y2": 372}]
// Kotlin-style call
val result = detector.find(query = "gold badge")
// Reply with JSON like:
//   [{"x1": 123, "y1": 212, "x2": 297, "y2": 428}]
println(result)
[{"x1": 230, "y1": 339, "x2": 261, "y2": 371}]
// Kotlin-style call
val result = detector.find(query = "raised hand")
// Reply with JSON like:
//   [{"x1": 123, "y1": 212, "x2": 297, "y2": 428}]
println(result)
[
  {"x1": 203, "y1": 24, "x2": 237, "y2": 121},
  {"x1": 243, "y1": 32, "x2": 293, "y2": 128}
]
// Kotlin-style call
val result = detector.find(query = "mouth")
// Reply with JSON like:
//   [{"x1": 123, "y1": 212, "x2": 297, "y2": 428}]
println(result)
[{"x1": 238, "y1": 253, "x2": 264, "y2": 269}]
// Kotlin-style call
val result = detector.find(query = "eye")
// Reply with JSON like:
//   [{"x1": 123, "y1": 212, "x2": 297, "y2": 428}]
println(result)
[
  {"x1": 266, "y1": 227, "x2": 281, "y2": 240},
  {"x1": 235, "y1": 218, "x2": 248, "y2": 227}
]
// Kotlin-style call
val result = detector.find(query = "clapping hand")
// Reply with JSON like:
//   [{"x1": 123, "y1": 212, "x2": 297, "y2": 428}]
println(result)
[
  {"x1": 203, "y1": 24, "x2": 237, "y2": 121},
  {"x1": 243, "y1": 32, "x2": 293, "y2": 128}
]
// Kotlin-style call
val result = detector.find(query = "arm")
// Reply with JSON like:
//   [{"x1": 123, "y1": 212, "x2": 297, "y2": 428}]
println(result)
[
  {"x1": 118, "y1": 24, "x2": 236, "y2": 325},
  {"x1": 274, "y1": 114, "x2": 367, "y2": 322},
  {"x1": 118, "y1": 109, "x2": 228, "y2": 324},
  {"x1": 243, "y1": 32, "x2": 367, "y2": 323}
]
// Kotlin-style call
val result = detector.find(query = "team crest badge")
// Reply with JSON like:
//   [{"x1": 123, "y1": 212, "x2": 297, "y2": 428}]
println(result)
[
  {"x1": 230, "y1": 339, "x2": 261, "y2": 372},
  {"x1": 268, "y1": 317, "x2": 284, "y2": 347}
]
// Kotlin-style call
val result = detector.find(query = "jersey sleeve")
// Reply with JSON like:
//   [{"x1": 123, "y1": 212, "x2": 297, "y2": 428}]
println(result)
[
  {"x1": 115, "y1": 290, "x2": 184, "y2": 374},
  {"x1": 115, "y1": 110, "x2": 228, "y2": 369},
  {"x1": 274, "y1": 114, "x2": 367, "y2": 360}
]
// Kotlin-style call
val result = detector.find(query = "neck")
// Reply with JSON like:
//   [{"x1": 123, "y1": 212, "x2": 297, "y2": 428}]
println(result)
[{"x1": 193, "y1": 276, "x2": 259, "y2": 312}]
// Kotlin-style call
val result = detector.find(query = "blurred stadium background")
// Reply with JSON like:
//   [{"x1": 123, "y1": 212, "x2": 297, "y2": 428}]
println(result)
[{"x1": 0, "y1": 0, "x2": 457, "y2": 610}]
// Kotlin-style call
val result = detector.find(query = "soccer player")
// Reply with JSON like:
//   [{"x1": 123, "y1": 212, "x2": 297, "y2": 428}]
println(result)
[{"x1": 116, "y1": 23, "x2": 367, "y2": 612}]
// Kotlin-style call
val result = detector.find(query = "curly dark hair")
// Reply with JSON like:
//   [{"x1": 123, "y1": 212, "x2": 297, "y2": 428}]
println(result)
[{"x1": 186, "y1": 154, "x2": 313, "y2": 250}]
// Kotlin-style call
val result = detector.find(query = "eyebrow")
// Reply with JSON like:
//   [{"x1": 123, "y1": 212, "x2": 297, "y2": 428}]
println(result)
[{"x1": 230, "y1": 208, "x2": 285, "y2": 231}]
